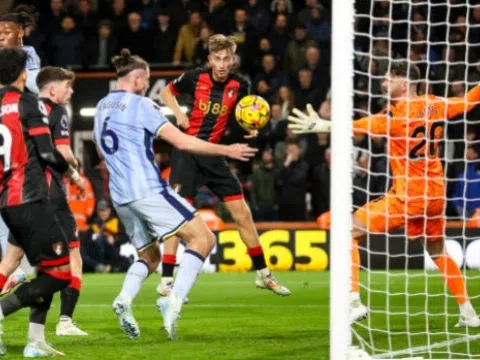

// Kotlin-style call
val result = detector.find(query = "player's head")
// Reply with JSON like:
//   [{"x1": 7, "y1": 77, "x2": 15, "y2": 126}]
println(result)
[
  {"x1": 111, "y1": 48, "x2": 150, "y2": 96},
  {"x1": 382, "y1": 61, "x2": 420, "y2": 99},
  {"x1": 37, "y1": 66, "x2": 75, "y2": 105},
  {"x1": 208, "y1": 34, "x2": 237, "y2": 81},
  {"x1": 0, "y1": 47, "x2": 27, "y2": 87},
  {"x1": 0, "y1": 5, "x2": 37, "y2": 49}
]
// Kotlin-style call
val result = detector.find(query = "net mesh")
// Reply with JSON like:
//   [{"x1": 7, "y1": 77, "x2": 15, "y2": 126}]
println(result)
[{"x1": 350, "y1": 1, "x2": 480, "y2": 359}]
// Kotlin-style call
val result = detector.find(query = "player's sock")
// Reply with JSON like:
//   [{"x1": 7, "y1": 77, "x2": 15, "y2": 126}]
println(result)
[
  {"x1": 0, "y1": 272, "x2": 69, "y2": 317},
  {"x1": 172, "y1": 249, "x2": 205, "y2": 300},
  {"x1": 0, "y1": 273, "x2": 7, "y2": 292},
  {"x1": 248, "y1": 246, "x2": 267, "y2": 271},
  {"x1": 162, "y1": 254, "x2": 176, "y2": 278},
  {"x1": 119, "y1": 260, "x2": 149, "y2": 301},
  {"x1": 60, "y1": 276, "x2": 81, "y2": 319},
  {"x1": 433, "y1": 254, "x2": 468, "y2": 305},
  {"x1": 351, "y1": 238, "x2": 360, "y2": 293},
  {"x1": 28, "y1": 294, "x2": 53, "y2": 343},
  {"x1": 28, "y1": 323, "x2": 46, "y2": 343}
]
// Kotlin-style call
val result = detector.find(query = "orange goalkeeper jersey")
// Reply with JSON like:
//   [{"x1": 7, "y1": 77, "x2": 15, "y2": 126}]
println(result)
[{"x1": 353, "y1": 86, "x2": 480, "y2": 199}]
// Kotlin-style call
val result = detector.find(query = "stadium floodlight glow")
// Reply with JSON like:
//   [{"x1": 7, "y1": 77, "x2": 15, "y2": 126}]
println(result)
[{"x1": 79, "y1": 106, "x2": 188, "y2": 117}]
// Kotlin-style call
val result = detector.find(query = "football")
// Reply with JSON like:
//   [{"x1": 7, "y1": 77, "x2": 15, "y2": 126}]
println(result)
[{"x1": 235, "y1": 95, "x2": 271, "y2": 131}]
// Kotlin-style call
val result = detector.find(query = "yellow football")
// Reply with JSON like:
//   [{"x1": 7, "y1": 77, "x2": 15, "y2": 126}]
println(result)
[{"x1": 235, "y1": 95, "x2": 271, "y2": 131}]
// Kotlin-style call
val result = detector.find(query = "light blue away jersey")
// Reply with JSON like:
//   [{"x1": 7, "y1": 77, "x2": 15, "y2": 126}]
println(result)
[
  {"x1": 24, "y1": 45, "x2": 41, "y2": 94},
  {"x1": 93, "y1": 90, "x2": 169, "y2": 205}
]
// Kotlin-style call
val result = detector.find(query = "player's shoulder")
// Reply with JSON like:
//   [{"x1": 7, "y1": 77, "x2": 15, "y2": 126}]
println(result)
[
  {"x1": 19, "y1": 91, "x2": 39, "y2": 108},
  {"x1": 139, "y1": 96, "x2": 161, "y2": 112}
]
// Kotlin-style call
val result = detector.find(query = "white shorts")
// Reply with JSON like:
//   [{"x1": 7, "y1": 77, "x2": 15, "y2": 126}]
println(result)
[{"x1": 114, "y1": 188, "x2": 196, "y2": 251}]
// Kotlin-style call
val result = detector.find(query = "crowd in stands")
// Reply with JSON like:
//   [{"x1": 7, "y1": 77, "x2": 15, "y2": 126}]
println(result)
[{"x1": 5, "y1": 0, "x2": 480, "y2": 270}]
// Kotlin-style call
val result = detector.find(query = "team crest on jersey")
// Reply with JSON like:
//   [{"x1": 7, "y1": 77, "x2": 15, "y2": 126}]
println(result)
[
  {"x1": 53, "y1": 241, "x2": 64, "y2": 255},
  {"x1": 228, "y1": 88, "x2": 236, "y2": 98},
  {"x1": 172, "y1": 184, "x2": 182, "y2": 193}
]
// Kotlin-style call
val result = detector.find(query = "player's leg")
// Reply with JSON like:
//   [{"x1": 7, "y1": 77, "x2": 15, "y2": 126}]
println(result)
[
  {"x1": 205, "y1": 156, "x2": 290, "y2": 296},
  {"x1": 0, "y1": 202, "x2": 71, "y2": 356},
  {"x1": 112, "y1": 203, "x2": 162, "y2": 339},
  {"x1": 159, "y1": 149, "x2": 198, "y2": 298},
  {"x1": 0, "y1": 242, "x2": 25, "y2": 294},
  {"x1": 55, "y1": 198, "x2": 87, "y2": 336},
  {"x1": 352, "y1": 194, "x2": 405, "y2": 323},
  {"x1": 131, "y1": 188, "x2": 213, "y2": 339},
  {"x1": 421, "y1": 201, "x2": 480, "y2": 327}
]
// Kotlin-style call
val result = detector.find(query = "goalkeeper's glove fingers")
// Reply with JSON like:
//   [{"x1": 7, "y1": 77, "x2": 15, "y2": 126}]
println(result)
[{"x1": 287, "y1": 104, "x2": 331, "y2": 133}]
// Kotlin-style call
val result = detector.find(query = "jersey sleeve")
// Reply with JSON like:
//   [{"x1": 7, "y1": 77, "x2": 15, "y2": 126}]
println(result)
[
  {"x1": 139, "y1": 98, "x2": 169, "y2": 135},
  {"x1": 49, "y1": 106, "x2": 70, "y2": 145},
  {"x1": 353, "y1": 110, "x2": 389, "y2": 135},
  {"x1": 446, "y1": 85, "x2": 480, "y2": 119},
  {"x1": 167, "y1": 69, "x2": 197, "y2": 96},
  {"x1": 21, "y1": 95, "x2": 51, "y2": 137}
]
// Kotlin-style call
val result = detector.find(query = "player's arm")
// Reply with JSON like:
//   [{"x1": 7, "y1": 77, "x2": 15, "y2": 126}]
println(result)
[
  {"x1": 160, "y1": 71, "x2": 195, "y2": 129},
  {"x1": 26, "y1": 69, "x2": 40, "y2": 94},
  {"x1": 352, "y1": 112, "x2": 388, "y2": 135},
  {"x1": 22, "y1": 96, "x2": 84, "y2": 190},
  {"x1": 446, "y1": 85, "x2": 480, "y2": 119},
  {"x1": 50, "y1": 106, "x2": 78, "y2": 168}
]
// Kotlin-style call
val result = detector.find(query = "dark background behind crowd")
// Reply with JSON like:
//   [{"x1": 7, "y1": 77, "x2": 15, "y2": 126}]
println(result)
[{"x1": 3, "y1": 0, "x2": 480, "y2": 270}]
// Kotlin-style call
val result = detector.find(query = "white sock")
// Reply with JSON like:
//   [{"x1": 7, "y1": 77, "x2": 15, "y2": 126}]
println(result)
[
  {"x1": 119, "y1": 261, "x2": 149, "y2": 302},
  {"x1": 459, "y1": 301, "x2": 475, "y2": 316},
  {"x1": 172, "y1": 249, "x2": 205, "y2": 300},
  {"x1": 0, "y1": 304, "x2": 4, "y2": 321},
  {"x1": 28, "y1": 323, "x2": 45, "y2": 343},
  {"x1": 350, "y1": 292, "x2": 360, "y2": 303}
]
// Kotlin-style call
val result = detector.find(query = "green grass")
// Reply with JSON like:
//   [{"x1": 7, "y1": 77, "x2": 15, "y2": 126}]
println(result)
[{"x1": 1, "y1": 271, "x2": 479, "y2": 359}]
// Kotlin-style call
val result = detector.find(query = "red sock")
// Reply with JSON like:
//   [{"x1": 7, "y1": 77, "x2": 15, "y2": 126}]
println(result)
[
  {"x1": 162, "y1": 254, "x2": 177, "y2": 278},
  {"x1": 248, "y1": 246, "x2": 267, "y2": 270},
  {"x1": 433, "y1": 254, "x2": 468, "y2": 305},
  {"x1": 69, "y1": 276, "x2": 82, "y2": 291},
  {"x1": 0, "y1": 273, "x2": 7, "y2": 290}
]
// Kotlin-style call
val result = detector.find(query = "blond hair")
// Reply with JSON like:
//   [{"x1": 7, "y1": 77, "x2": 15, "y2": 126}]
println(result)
[{"x1": 208, "y1": 34, "x2": 237, "y2": 54}]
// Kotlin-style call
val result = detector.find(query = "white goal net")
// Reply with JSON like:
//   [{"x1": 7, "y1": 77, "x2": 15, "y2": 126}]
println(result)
[{"x1": 331, "y1": 1, "x2": 480, "y2": 359}]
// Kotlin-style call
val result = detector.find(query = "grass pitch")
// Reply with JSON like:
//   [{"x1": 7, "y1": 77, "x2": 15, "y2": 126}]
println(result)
[{"x1": 1, "y1": 271, "x2": 479, "y2": 359}]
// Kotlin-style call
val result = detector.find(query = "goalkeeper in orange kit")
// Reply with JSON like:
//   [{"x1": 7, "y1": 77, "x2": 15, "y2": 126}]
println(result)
[{"x1": 288, "y1": 61, "x2": 480, "y2": 328}]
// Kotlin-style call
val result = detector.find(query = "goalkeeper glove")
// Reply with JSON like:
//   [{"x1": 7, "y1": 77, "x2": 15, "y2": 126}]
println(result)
[{"x1": 288, "y1": 104, "x2": 331, "y2": 134}]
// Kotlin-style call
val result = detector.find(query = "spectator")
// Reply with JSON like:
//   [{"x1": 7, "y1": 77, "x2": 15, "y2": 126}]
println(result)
[
  {"x1": 270, "y1": 0, "x2": 294, "y2": 28},
  {"x1": 306, "y1": 132, "x2": 330, "y2": 169},
  {"x1": 152, "y1": 9, "x2": 177, "y2": 63},
  {"x1": 250, "y1": 148, "x2": 278, "y2": 221},
  {"x1": 137, "y1": 0, "x2": 157, "y2": 30},
  {"x1": 305, "y1": 45, "x2": 329, "y2": 89},
  {"x1": 274, "y1": 128, "x2": 307, "y2": 168},
  {"x1": 50, "y1": 15, "x2": 84, "y2": 66},
  {"x1": 75, "y1": 0, "x2": 99, "y2": 39},
  {"x1": 252, "y1": 54, "x2": 286, "y2": 101},
  {"x1": 165, "y1": 0, "x2": 204, "y2": 31},
  {"x1": 173, "y1": 10, "x2": 202, "y2": 64},
  {"x1": 231, "y1": 8, "x2": 255, "y2": 62},
  {"x1": 84, "y1": 199, "x2": 131, "y2": 273},
  {"x1": 85, "y1": 19, "x2": 117, "y2": 67},
  {"x1": 118, "y1": 12, "x2": 153, "y2": 61},
  {"x1": 318, "y1": 89, "x2": 331, "y2": 119},
  {"x1": 108, "y1": 0, "x2": 128, "y2": 33},
  {"x1": 274, "y1": 85, "x2": 295, "y2": 119},
  {"x1": 40, "y1": 0, "x2": 67, "y2": 39},
  {"x1": 245, "y1": 0, "x2": 270, "y2": 37},
  {"x1": 284, "y1": 21, "x2": 317, "y2": 83},
  {"x1": 277, "y1": 141, "x2": 309, "y2": 221},
  {"x1": 207, "y1": 0, "x2": 234, "y2": 36},
  {"x1": 307, "y1": 5, "x2": 331, "y2": 50},
  {"x1": 294, "y1": 68, "x2": 324, "y2": 111},
  {"x1": 193, "y1": 25, "x2": 212, "y2": 66},
  {"x1": 269, "y1": 14, "x2": 290, "y2": 66},
  {"x1": 432, "y1": 47, "x2": 466, "y2": 96},
  {"x1": 311, "y1": 147, "x2": 331, "y2": 217},
  {"x1": 250, "y1": 37, "x2": 273, "y2": 74},
  {"x1": 298, "y1": 0, "x2": 319, "y2": 25},
  {"x1": 452, "y1": 145, "x2": 480, "y2": 218}
]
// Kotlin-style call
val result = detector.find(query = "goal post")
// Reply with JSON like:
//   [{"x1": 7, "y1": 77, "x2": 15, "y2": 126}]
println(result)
[{"x1": 330, "y1": 1, "x2": 480, "y2": 359}]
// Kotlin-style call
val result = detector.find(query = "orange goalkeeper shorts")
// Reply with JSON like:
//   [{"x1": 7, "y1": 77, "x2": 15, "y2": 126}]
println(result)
[{"x1": 354, "y1": 191, "x2": 445, "y2": 242}]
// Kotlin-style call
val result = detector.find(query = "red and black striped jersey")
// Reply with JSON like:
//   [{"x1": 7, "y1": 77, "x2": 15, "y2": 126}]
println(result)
[
  {"x1": 168, "y1": 68, "x2": 249, "y2": 143},
  {"x1": 0, "y1": 86, "x2": 53, "y2": 207},
  {"x1": 39, "y1": 97, "x2": 70, "y2": 197}
]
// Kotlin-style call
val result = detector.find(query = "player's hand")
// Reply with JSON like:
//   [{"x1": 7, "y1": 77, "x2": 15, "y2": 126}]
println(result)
[
  {"x1": 244, "y1": 130, "x2": 258, "y2": 139},
  {"x1": 67, "y1": 168, "x2": 86, "y2": 196},
  {"x1": 226, "y1": 143, "x2": 258, "y2": 161},
  {"x1": 288, "y1": 104, "x2": 331, "y2": 134},
  {"x1": 176, "y1": 113, "x2": 190, "y2": 129}
]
